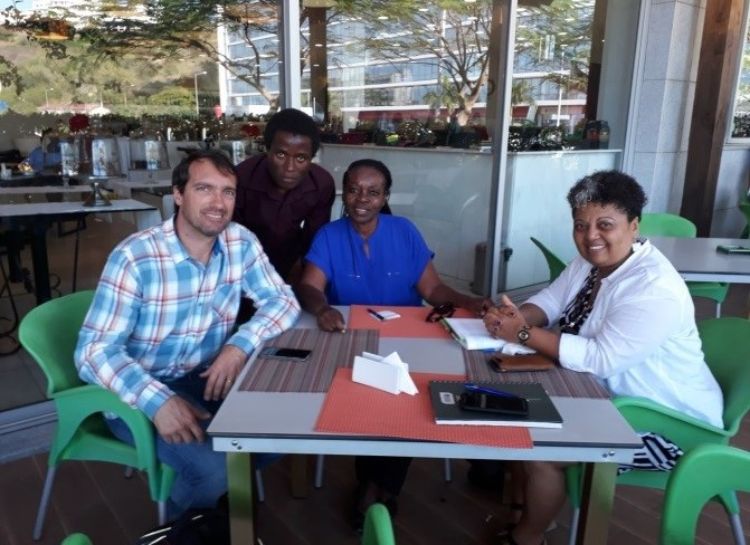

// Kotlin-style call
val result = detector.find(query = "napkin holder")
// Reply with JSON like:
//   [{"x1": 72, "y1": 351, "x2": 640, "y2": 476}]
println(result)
[
  {"x1": 352, "y1": 351, "x2": 418, "y2": 395},
  {"x1": 83, "y1": 181, "x2": 112, "y2": 207}
]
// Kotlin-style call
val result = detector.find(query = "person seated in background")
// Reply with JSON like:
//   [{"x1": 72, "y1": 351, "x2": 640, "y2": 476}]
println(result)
[
  {"x1": 296, "y1": 158, "x2": 491, "y2": 531},
  {"x1": 27, "y1": 129, "x2": 61, "y2": 173},
  {"x1": 75, "y1": 149, "x2": 300, "y2": 518},
  {"x1": 482, "y1": 170, "x2": 723, "y2": 545},
  {"x1": 232, "y1": 108, "x2": 335, "y2": 284}
]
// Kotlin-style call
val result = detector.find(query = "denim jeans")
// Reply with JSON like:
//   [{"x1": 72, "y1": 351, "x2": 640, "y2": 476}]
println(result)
[{"x1": 107, "y1": 364, "x2": 280, "y2": 518}]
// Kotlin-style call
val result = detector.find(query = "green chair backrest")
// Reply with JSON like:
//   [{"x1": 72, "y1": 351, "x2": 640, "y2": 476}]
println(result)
[
  {"x1": 739, "y1": 199, "x2": 750, "y2": 238},
  {"x1": 530, "y1": 237, "x2": 566, "y2": 282},
  {"x1": 61, "y1": 533, "x2": 94, "y2": 545},
  {"x1": 661, "y1": 444, "x2": 750, "y2": 545},
  {"x1": 697, "y1": 317, "x2": 750, "y2": 434},
  {"x1": 362, "y1": 503, "x2": 396, "y2": 545},
  {"x1": 19, "y1": 290, "x2": 95, "y2": 397},
  {"x1": 639, "y1": 213, "x2": 697, "y2": 238}
]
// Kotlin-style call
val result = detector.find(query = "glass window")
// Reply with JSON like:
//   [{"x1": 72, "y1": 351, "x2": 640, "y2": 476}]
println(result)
[{"x1": 731, "y1": 7, "x2": 750, "y2": 138}]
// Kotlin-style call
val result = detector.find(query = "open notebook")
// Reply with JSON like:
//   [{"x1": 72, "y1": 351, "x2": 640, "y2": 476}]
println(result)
[{"x1": 441, "y1": 317, "x2": 535, "y2": 353}]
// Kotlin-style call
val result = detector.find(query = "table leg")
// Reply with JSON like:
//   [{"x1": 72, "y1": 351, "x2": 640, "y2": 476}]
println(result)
[
  {"x1": 29, "y1": 222, "x2": 51, "y2": 304},
  {"x1": 291, "y1": 455, "x2": 310, "y2": 498},
  {"x1": 575, "y1": 462, "x2": 617, "y2": 545},
  {"x1": 227, "y1": 452, "x2": 255, "y2": 545}
]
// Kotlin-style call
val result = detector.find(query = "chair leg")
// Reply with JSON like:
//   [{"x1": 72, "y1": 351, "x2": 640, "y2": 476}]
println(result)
[
  {"x1": 157, "y1": 501, "x2": 167, "y2": 525},
  {"x1": 314, "y1": 454, "x2": 325, "y2": 489},
  {"x1": 71, "y1": 219, "x2": 82, "y2": 293},
  {"x1": 255, "y1": 468, "x2": 265, "y2": 503},
  {"x1": 568, "y1": 507, "x2": 580, "y2": 545},
  {"x1": 730, "y1": 513, "x2": 746, "y2": 545},
  {"x1": 715, "y1": 302, "x2": 722, "y2": 319},
  {"x1": 33, "y1": 466, "x2": 57, "y2": 540},
  {"x1": 443, "y1": 458, "x2": 452, "y2": 482}
]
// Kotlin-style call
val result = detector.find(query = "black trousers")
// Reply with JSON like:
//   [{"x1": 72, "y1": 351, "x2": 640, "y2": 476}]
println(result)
[{"x1": 354, "y1": 456, "x2": 412, "y2": 496}]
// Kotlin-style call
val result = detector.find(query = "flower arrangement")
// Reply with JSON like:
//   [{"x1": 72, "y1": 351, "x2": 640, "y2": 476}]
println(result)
[
  {"x1": 240, "y1": 123, "x2": 261, "y2": 137},
  {"x1": 69, "y1": 113, "x2": 90, "y2": 133}
]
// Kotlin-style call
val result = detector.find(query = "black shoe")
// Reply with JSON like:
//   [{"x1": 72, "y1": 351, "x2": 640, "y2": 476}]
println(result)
[
  {"x1": 350, "y1": 508, "x2": 365, "y2": 534},
  {"x1": 380, "y1": 495, "x2": 398, "y2": 518},
  {"x1": 349, "y1": 483, "x2": 370, "y2": 534}
]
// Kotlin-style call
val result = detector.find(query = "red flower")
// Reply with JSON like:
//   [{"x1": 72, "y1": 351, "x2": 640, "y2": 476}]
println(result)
[
  {"x1": 240, "y1": 123, "x2": 261, "y2": 137},
  {"x1": 69, "y1": 114, "x2": 90, "y2": 132}
]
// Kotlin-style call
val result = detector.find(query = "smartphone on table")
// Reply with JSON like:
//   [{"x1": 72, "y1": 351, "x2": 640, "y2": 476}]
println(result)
[
  {"x1": 459, "y1": 389, "x2": 529, "y2": 416},
  {"x1": 259, "y1": 347, "x2": 312, "y2": 361},
  {"x1": 716, "y1": 244, "x2": 750, "y2": 255}
]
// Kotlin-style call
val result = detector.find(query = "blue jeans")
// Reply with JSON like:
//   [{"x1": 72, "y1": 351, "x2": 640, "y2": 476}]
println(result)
[{"x1": 107, "y1": 364, "x2": 280, "y2": 518}]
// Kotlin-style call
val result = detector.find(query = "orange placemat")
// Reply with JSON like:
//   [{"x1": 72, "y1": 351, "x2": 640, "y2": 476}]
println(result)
[
  {"x1": 314, "y1": 369, "x2": 532, "y2": 449},
  {"x1": 348, "y1": 305, "x2": 474, "y2": 339}
]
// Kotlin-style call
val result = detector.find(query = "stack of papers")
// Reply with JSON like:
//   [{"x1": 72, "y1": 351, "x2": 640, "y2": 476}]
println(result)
[{"x1": 441, "y1": 318, "x2": 535, "y2": 354}]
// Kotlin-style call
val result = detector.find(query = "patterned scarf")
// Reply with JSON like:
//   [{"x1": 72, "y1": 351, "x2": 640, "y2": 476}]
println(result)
[{"x1": 558, "y1": 267, "x2": 599, "y2": 335}]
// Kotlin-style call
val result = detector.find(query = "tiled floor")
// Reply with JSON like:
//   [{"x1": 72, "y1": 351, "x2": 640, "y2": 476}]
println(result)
[{"x1": 0, "y1": 215, "x2": 140, "y2": 412}]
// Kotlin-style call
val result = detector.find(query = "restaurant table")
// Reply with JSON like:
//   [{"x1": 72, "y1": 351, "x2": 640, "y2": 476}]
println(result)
[
  {"x1": 0, "y1": 173, "x2": 76, "y2": 187},
  {"x1": 0, "y1": 199, "x2": 160, "y2": 304},
  {"x1": 649, "y1": 236, "x2": 750, "y2": 283},
  {"x1": 209, "y1": 309, "x2": 641, "y2": 545},
  {"x1": 0, "y1": 185, "x2": 92, "y2": 196},
  {"x1": 108, "y1": 179, "x2": 174, "y2": 220}
]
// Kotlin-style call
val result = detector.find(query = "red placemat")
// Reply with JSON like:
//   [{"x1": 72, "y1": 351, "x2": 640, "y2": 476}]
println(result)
[
  {"x1": 314, "y1": 369, "x2": 532, "y2": 449},
  {"x1": 348, "y1": 305, "x2": 474, "y2": 339}
]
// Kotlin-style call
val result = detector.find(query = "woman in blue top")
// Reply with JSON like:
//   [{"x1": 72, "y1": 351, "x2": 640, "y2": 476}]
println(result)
[{"x1": 298, "y1": 158, "x2": 490, "y2": 530}]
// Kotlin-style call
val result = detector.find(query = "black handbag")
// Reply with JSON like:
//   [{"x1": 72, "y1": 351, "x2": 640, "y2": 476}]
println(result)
[{"x1": 135, "y1": 508, "x2": 230, "y2": 545}]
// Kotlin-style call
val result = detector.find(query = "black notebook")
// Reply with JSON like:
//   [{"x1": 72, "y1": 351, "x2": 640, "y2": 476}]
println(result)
[{"x1": 428, "y1": 381, "x2": 563, "y2": 429}]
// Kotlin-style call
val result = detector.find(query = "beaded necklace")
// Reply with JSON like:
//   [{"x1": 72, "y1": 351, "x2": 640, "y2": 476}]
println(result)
[{"x1": 559, "y1": 267, "x2": 599, "y2": 335}]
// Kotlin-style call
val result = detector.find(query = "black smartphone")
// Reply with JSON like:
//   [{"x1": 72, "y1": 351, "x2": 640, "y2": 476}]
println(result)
[
  {"x1": 716, "y1": 244, "x2": 750, "y2": 255},
  {"x1": 259, "y1": 347, "x2": 312, "y2": 361},
  {"x1": 459, "y1": 391, "x2": 529, "y2": 416}
]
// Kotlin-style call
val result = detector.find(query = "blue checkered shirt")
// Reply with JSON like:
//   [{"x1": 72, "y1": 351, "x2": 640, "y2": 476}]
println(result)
[{"x1": 75, "y1": 218, "x2": 300, "y2": 419}]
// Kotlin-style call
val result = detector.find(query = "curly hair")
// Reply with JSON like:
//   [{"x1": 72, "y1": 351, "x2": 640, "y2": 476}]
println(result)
[
  {"x1": 566, "y1": 170, "x2": 647, "y2": 221},
  {"x1": 263, "y1": 108, "x2": 321, "y2": 156}
]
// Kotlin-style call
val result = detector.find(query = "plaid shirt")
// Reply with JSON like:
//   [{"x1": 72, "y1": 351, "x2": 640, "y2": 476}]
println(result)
[{"x1": 75, "y1": 218, "x2": 300, "y2": 419}]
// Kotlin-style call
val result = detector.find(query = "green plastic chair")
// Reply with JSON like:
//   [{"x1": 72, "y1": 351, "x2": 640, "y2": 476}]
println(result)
[
  {"x1": 639, "y1": 213, "x2": 729, "y2": 317},
  {"x1": 362, "y1": 503, "x2": 396, "y2": 545},
  {"x1": 661, "y1": 444, "x2": 750, "y2": 545},
  {"x1": 530, "y1": 237, "x2": 566, "y2": 282},
  {"x1": 61, "y1": 533, "x2": 93, "y2": 545},
  {"x1": 20, "y1": 291, "x2": 175, "y2": 541},
  {"x1": 565, "y1": 317, "x2": 750, "y2": 545},
  {"x1": 739, "y1": 199, "x2": 750, "y2": 238}
]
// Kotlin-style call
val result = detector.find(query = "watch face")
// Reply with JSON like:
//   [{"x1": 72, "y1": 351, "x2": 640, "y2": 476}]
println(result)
[{"x1": 518, "y1": 328, "x2": 530, "y2": 343}]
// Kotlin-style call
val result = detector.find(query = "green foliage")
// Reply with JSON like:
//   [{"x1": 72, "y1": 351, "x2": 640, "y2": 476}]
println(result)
[{"x1": 148, "y1": 87, "x2": 193, "y2": 107}]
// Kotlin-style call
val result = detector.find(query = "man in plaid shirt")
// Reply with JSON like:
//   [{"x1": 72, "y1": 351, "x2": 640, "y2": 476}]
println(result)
[{"x1": 75, "y1": 149, "x2": 300, "y2": 516}]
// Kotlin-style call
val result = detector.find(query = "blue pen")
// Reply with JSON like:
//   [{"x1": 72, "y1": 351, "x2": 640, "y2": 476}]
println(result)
[{"x1": 463, "y1": 382, "x2": 522, "y2": 399}]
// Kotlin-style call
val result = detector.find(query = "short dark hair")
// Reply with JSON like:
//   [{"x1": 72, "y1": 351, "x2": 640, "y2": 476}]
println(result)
[
  {"x1": 566, "y1": 170, "x2": 647, "y2": 222},
  {"x1": 264, "y1": 108, "x2": 321, "y2": 156},
  {"x1": 343, "y1": 158, "x2": 393, "y2": 215},
  {"x1": 172, "y1": 149, "x2": 237, "y2": 194}
]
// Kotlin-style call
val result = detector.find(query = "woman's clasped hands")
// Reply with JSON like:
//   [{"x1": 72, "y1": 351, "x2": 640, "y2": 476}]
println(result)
[{"x1": 483, "y1": 294, "x2": 528, "y2": 342}]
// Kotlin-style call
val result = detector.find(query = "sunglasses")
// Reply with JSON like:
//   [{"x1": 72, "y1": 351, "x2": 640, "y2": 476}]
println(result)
[{"x1": 426, "y1": 303, "x2": 455, "y2": 323}]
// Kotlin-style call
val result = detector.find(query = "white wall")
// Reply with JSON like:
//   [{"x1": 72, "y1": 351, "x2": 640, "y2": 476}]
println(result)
[
  {"x1": 624, "y1": 0, "x2": 705, "y2": 214},
  {"x1": 714, "y1": 144, "x2": 750, "y2": 236}
]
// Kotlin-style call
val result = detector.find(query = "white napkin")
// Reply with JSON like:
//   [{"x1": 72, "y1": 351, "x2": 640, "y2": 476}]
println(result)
[{"x1": 352, "y1": 351, "x2": 419, "y2": 395}]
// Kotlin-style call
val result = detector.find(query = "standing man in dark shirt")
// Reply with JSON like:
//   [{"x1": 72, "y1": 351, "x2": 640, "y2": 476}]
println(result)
[{"x1": 233, "y1": 108, "x2": 336, "y2": 284}]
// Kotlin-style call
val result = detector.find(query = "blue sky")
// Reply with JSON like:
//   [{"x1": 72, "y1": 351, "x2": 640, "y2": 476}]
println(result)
[{"x1": 13, "y1": 0, "x2": 33, "y2": 10}]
